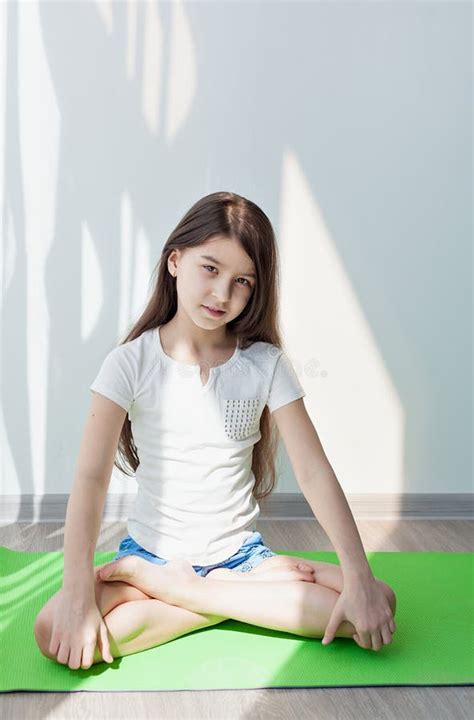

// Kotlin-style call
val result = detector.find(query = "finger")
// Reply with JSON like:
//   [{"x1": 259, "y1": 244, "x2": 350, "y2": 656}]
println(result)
[
  {"x1": 325, "y1": 603, "x2": 343, "y2": 641},
  {"x1": 322, "y1": 625, "x2": 334, "y2": 644},
  {"x1": 49, "y1": 630, "x2": 60, "y2": 658},
  {"x1": 359, "y1": 630, "x2": 372, "y2": 649},
  {"x1": 390, "y1": 618, "x2": 396, "y2": 633},
  {"x1": 370, "y1": 630, "x2": 383, "y2": 652},
  {"x1": 81, "y1": 641, "x2": 96, "y2": 670},
  {"x1": 68, "y1": 644, "x2": 82, "y2": 670},
  {"x1": 101, "y1": 621, "x2": 114, "y2": 663},
  {"x1": 381, "y1": 623, "x2": 393, "y2": 645},
  {"x1": 56, "y1": 640, "x2": 70, "y2": 666},
  {"x1": 99, "y1": 621, "x2": 114, "y2": 663},
  {"x1": 96, "y1": 623, "x2": 106, "y2": 663}
]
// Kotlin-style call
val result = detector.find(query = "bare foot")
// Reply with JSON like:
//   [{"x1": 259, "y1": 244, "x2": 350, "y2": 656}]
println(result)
[
  {"x1": 257, "y1": 566, "x2": 317, "y2": 583},
  {"x1": 97, "y1": 556, "x2": 318, "y2": 601},
  {"x1": 257, "y1": 562, "x2": 317, "y2": 583},
  {"x1": 213, "y1": 565, "x2": 317, "y2": 583},
  {"x1": 97, "y1": 556, "x2": 200, "y2": 605}
]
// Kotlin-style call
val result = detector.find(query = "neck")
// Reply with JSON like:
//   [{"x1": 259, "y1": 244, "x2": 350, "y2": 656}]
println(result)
[{"x1": 161, "y1": 313, "x2": 236, "y2": 359}]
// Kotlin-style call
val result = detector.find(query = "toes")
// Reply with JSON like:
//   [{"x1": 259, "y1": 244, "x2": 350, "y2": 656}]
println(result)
[
  {"x1": 97, "y1": 562, "x2": 116, "y2": 580},
  {"x1": 99, "y1": 557, "x2": 136, "y2": 581}
]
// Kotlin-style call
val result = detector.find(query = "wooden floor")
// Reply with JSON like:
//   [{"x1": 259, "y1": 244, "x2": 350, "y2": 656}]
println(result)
[{"x1": 2, "y1": 519, "x2": 473, "y2": 720}]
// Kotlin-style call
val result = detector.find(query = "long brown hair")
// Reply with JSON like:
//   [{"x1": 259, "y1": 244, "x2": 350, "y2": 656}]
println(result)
[{"x1": 114, "y1": 191, "x2": 288, "y2": 502}]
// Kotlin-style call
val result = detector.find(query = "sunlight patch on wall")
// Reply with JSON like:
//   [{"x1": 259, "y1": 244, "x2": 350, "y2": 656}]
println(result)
[
  {"x1": 0, "y1": 1, "x2": 6, "y2": 251},
  {"x1": 111, "y1": 192, "x2": 153, "y2": 346},
  {"x1": 278, "y1": 149, "x2": 404, "y2": 494},
  {"x1": 126, "y1": 0, "x2": 138, "y2": 80},
  {"x1": 0, "y1": 208, "x2": 18, "y2": 496},
  {"x1": 118, "y1": 191, "x2": 134, "y2": 338},
  {"x1": 19, "y1": 0, "x2": 60, "y2": 495},
  {"x1": 142, "y1": 0, "x2": 163, "y2": 135},
  {"x1": 165, "y1": 0, "x2": 197, "y2": 144},
  {"x1": 81, "y1": 221, "x2": 103, "y2": 341},
  {"x1": 131, "y1": 224, "x2": 153, "y2": 324},
  {"x1": 95, "y1": 0, "x2": 114, "y2": 37}
]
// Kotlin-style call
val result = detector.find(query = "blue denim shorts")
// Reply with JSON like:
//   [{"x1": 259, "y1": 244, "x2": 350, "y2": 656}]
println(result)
[{"x1": 113, "y1": 530, "x2": 277, "y2": 577}]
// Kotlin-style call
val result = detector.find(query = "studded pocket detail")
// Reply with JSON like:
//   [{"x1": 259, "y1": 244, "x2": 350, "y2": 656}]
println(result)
[{"x1": 224, "y1": 398, "x2": 261, "y2": 441}]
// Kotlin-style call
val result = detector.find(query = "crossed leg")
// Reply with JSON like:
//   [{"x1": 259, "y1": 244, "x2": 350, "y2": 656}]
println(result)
[
  {"x1": 94, "y1": 556, "x2": 366, "y2": 643},
  {"x1": 35, "y1": 555, "x2": 395, "y2": 669},
  {"x1": 34, "y1": 556, "x2": 319, "y2": 667},
  {"x1": 208, "y1": 553, "x2": 396, "y2": 610},
  {"x1": 34, "y1": 562, "x2": 226, "y2": 668}
]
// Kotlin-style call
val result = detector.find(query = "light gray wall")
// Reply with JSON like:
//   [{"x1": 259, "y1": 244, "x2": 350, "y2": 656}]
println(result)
[{"x1": 1, "y1": 1, "x2": 471, "y2": 512}]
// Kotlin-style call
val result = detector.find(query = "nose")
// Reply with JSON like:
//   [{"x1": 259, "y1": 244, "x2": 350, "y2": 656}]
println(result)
[{"x1": 212, "y1": 280, "x2": 232, "y2": 304}]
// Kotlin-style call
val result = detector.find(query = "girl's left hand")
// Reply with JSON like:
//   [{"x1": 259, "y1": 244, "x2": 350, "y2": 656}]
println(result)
[{"x1": 322, "y1": 577, "x2": 396, "y2": 651}]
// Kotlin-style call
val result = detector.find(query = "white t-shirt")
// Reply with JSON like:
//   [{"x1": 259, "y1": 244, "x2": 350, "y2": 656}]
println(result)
[{"x1": 89, "y1": 325, "x2": 306, "y2": 565}]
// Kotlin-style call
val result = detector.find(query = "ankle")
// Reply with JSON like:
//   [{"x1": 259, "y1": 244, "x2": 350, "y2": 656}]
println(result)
[{"x1": 174, "y1": 574, "x2": 207, "y2": 611}]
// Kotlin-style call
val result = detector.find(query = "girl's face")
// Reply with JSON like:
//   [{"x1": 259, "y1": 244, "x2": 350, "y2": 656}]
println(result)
[{"x1": 169, "y1": 236, "x2": 256, "y2": 328}]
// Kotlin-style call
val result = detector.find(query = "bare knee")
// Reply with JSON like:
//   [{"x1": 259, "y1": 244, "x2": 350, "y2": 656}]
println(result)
[
  {"x1": 33, "y1": 578, "x2": 149, "y2": 662},
  {"x1": 34, "y1": 608, "x2": 114, "y2": 666}
]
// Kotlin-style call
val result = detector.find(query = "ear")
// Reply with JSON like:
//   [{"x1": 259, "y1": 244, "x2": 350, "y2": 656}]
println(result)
[{"x1": 167, "y1": 250, "x2": 181, "y2": 276}]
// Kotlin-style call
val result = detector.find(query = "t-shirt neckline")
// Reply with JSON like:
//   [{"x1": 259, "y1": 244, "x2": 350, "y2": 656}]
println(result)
[{"x1": 155, "y1": 325, "x2": 241, "y2": 390}]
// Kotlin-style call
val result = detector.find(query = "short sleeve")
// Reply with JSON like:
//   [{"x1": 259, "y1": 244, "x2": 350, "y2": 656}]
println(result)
[
  {"x1": 266, "y1": 351, "x2": 306, "y2": 413},
  {"x1": 89, "y1": 346, "x2": 135, "y2": 413}
]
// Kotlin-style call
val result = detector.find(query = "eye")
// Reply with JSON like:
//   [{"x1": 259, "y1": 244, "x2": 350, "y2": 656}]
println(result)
[{"x1": 202, "y1": 265, "x2": 252, "y2": 288}]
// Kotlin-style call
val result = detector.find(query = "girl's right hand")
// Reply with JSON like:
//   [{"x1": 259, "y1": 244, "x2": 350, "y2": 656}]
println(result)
[{"x1": 49, "y1": 588, "x2": 114, "y2": 669}]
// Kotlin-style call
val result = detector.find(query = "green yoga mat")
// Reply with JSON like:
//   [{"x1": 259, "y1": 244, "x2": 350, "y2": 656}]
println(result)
[{"x1": 1, "y1": 547, "x2": 473, "y2": 691}]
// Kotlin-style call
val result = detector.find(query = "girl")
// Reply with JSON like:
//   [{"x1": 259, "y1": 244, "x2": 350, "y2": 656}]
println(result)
[{"x1": 34, "y1": 191, "x2": 397, "y2": 671}]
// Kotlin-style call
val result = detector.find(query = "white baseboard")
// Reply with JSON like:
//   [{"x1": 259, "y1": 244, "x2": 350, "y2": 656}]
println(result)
[{"x1": 0, "y1": 493, "x2": 472, "y2": 523}]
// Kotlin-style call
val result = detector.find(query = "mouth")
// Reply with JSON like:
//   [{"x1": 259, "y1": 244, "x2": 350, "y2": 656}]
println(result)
[{"x1": 202, "y1": 305, "x2": 226, "y2": 317}]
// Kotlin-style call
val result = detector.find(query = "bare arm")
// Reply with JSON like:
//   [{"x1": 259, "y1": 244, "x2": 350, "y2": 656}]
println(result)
[
  {"x1": 62, "y1": 392, "x2": 128, "y2": 594},
  {"x1": 272, "y1": 398, "x2": 374, "y2": 581}
]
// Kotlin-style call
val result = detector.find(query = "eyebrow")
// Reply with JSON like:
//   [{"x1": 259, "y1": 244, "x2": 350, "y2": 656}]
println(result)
[{"x1": 199, "y1": 254, "x2": 256, "y2": 279}]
